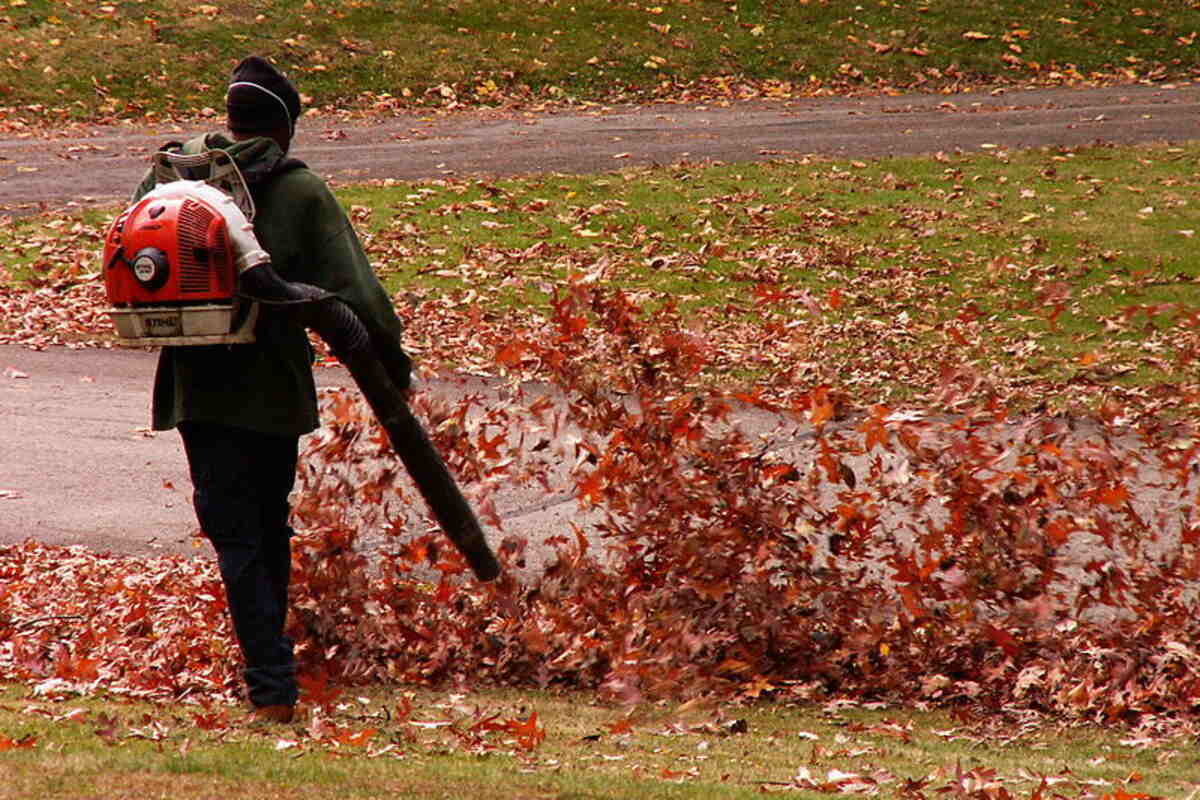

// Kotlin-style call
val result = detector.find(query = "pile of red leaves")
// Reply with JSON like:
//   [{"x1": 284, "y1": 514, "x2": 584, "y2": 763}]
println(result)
[
  {"x1": 277, "y1": 282, "x2": 1200, "y2": 723},
  {"x1": 2, "y1": 280, "x2": 1198, "y2": 729},
  {"x1": 0, "y1": 215, "x2": 110, "y2": 348},
  {"x1": 0, "y1": 543, "x2": 239, "y2": 701}
]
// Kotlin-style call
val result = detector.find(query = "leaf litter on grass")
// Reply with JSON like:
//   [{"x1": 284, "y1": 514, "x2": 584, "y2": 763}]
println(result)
[
  {"x1": 2, "y1": 0, "x2": 1199, "y2": 130},
  {"x1": 2, "y1": 144, "x2": 1200, "y2": 795},
  {"x1": 2, "y1": 291, "x2": 1199, "y2": 792},
  {"x1": 337, "y1": 142, "x2": 1199, "y2": 418},
  {"x1": 4, "y1": 142, "x2": 1197, "y2": 417},
  {"x1": 1, "y1": 678, "x2": 1194, "y2": 797}
]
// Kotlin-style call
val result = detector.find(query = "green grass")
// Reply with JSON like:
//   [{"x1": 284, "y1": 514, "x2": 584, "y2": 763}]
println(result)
[
  {"x1": 339, "y1": 142, "x2": 1199, "y2": 398},
  {"x1": 1, "y1": 683, "x2": 1196, "y2": 799},
  {"x1": 3, "y1": 141, "x2": 1198, "y2": 410},
  {"x1": 1, "y1": 1, "x2": 1198, "y2": 122}
]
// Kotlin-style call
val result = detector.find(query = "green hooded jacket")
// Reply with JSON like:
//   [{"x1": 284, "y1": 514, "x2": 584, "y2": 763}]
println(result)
[{"x1": 132, "y1": 133, "x2": 411, "y2": 437}]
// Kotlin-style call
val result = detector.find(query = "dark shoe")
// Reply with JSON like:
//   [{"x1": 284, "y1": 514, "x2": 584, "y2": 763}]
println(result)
[{"x1": 250, "y1": 704, "x2": 295, "y2": 724}]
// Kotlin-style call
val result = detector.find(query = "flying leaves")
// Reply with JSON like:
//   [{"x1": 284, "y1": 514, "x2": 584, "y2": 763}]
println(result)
[
  {"x1": 24, "y1": 280, "x2": 1198, "y2": 722},
  {"x1": 1, "y1": 202, "x2": 1198, "y2": 738}
]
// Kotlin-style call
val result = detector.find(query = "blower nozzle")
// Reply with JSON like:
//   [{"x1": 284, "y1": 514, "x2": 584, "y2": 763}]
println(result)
[{"x1": 239, "y1": 263, "x2": 501, "y2": 582}]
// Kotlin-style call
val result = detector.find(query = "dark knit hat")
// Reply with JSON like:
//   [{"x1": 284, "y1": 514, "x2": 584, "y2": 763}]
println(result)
[{"x1": 226, "y1": 56, "x2": 301, "y2": 136}]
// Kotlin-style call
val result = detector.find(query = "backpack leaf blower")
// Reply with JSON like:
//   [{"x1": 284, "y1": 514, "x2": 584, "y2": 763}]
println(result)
[{"x1": 103, "y1": 149, "x2": 501, "y2": 581}]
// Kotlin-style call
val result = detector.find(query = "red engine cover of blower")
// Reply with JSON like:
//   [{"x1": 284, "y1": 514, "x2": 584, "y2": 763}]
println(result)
[{"x1": 103, "y1": 193, "x2": 237, "y2": 307}]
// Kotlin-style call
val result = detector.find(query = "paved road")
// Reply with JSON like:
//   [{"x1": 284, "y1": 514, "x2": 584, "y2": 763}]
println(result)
[
  {"x1": 0, "y1": 343, "x2": 770, "y2": 564},
  {"x1": 1, "y1": 346, "x2": 212, "y2": 554},
  {"x1": 1, "y1": 81, "x2": 1198, "y2": 560},
  {"x1": 0, "y1": 344, "x2": 595, "y2": 563},
  {"x1": 2, "y1": 82, "x2": 1198, "y2": 212}
]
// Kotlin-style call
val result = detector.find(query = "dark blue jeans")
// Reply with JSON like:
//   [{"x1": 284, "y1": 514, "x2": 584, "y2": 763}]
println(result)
[{"x1": 179, "y1": 420, "x2": 299, "y2": 708}]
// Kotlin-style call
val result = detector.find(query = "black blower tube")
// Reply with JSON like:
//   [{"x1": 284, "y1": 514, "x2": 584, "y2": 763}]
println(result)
[{"x1": 239, "y1": 263, "x2": 501, "y2": 582}]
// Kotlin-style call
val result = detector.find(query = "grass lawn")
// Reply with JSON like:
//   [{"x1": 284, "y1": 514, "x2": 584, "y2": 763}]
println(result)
[
  {"x1": 0, "y1": 1, "x2": 1197, "y2": 122},
  {"x1": 2, "y1": 6, "x2": 1199, "y2": 796},
  {"x1": 1, "y1": 683, "x2": 1196, "y2": 799},
  {"x1": 4, "y1": 140, "x2": 1196, "y2": 416}
]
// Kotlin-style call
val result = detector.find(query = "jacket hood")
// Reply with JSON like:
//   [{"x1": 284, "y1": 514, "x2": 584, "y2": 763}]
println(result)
[{"x1": 176, "y1": 133, "x2": 303, "y2": 186}]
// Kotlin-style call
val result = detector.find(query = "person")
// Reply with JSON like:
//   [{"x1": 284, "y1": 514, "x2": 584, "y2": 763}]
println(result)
[{"x1": 130, "y1": 55, "x2": 412, "y2": 723}]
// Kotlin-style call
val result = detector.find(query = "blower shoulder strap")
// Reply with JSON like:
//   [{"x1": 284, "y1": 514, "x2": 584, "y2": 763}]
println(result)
[{"x1": 151, "y1": 146, "x2": 256, "y2": 221}]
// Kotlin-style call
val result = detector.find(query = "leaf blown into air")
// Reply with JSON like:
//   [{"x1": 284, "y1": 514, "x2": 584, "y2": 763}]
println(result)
[{"x1": 0, "y1": 281, "x2": 1197, "y2": 739}]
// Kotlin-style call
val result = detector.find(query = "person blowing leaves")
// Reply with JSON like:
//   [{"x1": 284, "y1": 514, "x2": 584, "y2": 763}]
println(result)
[{"x1": 130, "y1": 56, "x2": 412, "y2": 723}]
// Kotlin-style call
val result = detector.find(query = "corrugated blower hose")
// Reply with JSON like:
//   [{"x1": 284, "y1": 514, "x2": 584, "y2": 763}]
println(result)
[{"x1": 104, "y1": 174, "x2": 501, "y2": 582}]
